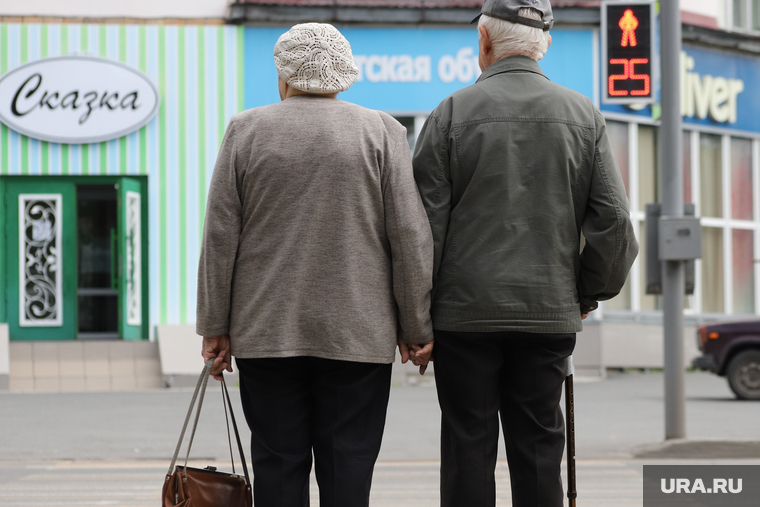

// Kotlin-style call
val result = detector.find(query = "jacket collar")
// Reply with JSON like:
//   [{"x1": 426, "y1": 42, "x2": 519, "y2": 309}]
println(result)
[{"x1": 476, "y1": 55, "x2": 550, "y2": 83}]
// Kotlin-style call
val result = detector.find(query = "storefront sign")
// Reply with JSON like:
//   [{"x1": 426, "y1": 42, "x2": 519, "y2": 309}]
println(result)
[
  {"x1": 353, "y1": 47, "x2": 482, "y2": 85},
  {"x1": 245, "y1": 27, "x2": 595, "y2": 113},
  {"x1": 680, "y1": 51, "x2": 744, "y2": 124},
  {"x1": 0, "y1": 55, "x2": 160, "y2": 144}
]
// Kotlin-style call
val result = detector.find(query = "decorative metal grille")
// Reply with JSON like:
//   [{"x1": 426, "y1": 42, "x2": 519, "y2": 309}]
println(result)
[
  {"x1": 125, "y1": 191, "x2": 142, "y2": 326},
  {"x1": 19, "y1": 194, "x2": 63, "y2": 327}
]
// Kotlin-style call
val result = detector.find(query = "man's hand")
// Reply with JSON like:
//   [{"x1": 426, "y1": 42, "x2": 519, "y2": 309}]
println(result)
[
  {"x1": 398, "y1": 340, "x2": 434, "y2": 375},
  {"x1": 202, "y1": 335, "x2": 233, "y2": 381},
  {"x1": 581, "y1": 312, "x2": 591, "y2": 320}
]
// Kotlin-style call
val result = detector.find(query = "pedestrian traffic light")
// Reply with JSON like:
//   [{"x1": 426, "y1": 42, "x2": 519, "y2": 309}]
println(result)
[{"x1": 601, "y1": 1, "x2": 656, "y2": 104}]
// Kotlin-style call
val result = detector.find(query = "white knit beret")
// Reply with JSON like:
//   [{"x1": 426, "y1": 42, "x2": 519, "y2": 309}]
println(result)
[{"x1": 273, "y1": 23, "x2": 359, "y2": 94}]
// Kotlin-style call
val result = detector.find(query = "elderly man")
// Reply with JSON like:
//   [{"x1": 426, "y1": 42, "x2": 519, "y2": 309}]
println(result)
[
  {"x1": 197, "y1": 23, "x2": 434, "y2": 507},
  {"x1": 413, "y1": 1, "x2": 638, "y2": 506}
]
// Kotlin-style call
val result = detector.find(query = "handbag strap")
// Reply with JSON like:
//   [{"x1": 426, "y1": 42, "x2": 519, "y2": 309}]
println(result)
[
  {"x1": 166, "y1": 358, "x2": 251, "y2": 487},
  {"x1": 221, "y1": 380, "x2": 236, "y2": 475},
  {"x1": 181, "y1": 361, "x2": 213, "y2": 473},
  {"x1": 222, "y1": 377, "x2": 251, "y2": 485},
  {"x1": 167, "y1": 358, "x2": 213, "y2": 476}
]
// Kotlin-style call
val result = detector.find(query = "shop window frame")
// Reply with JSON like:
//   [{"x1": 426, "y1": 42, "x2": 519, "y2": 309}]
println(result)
[
  {"x1": 692, "y1": 133, "x2": 760, "y2": 316},
  {"x1": 599, "y1": 113, "x2": 760, "y2": 319},
  {"x1": 730, "y1": 0, "x2": 760, "y2": 33},
  {"x1": 598, "y1": 119, "x2": 647, "y2": 315}
]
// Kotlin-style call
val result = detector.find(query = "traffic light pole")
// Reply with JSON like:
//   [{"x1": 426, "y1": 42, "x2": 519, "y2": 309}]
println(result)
[{"x1": 660, "y1": 0, "x2": 686, "y2": 439}]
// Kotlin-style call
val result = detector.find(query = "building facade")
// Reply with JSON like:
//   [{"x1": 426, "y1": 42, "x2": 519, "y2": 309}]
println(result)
[
  {"x1": 228, "y1": 0, "x2": 760, "y2": 375},
  {"x1": 2, "y1": 0, "x2": 760, "y2": 389},
  {"x1": 0, "y1": 19, "x2": 244, "y2": 390}
]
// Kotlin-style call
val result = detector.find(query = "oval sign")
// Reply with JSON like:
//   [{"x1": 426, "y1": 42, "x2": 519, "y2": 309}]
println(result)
[{"x1": 0, "y1": 55, "x2": 160, "y2": 144}]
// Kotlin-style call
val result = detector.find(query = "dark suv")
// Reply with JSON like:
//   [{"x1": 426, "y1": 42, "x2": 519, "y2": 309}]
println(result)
[{"x1": 692, "y1": 320, "x2": 760, "y2": 400}]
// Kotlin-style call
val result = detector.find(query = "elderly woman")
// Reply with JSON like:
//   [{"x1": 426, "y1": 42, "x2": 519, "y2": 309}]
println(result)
[{"x1": 196, "y1": 23, "x2": 434, "y2": 507}]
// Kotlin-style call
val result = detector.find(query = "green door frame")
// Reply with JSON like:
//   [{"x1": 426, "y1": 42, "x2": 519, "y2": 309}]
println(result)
[
  {"x1": 0, "y1": 177, "x2": 5, "y2": 325},
  {"x1": 1, "y1": 175, "x2": 149, "y2": 341},
  {"x1": 118, "y1": 177, "x2": 144, "y2": 341}
]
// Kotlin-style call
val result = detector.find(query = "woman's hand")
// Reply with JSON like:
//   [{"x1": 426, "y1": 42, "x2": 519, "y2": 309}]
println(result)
[
  {"x1": 202, "y1": 335, "x2": 233, "y2": 381},
  {"x1": 398, "y1": 340, "x2": 434, "y2": 375}
]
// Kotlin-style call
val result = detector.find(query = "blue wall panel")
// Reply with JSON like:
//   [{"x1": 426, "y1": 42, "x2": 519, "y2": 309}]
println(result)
[{"x1": 245, "y1": 27, "x2": 595, "y2": 113}]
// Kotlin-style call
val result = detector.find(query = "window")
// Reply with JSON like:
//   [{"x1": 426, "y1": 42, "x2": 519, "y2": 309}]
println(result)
[
  {"x1": 395, "y1": 117, "x2": 417, "y2": 152},
  {"x1": 696, "y1": 134, "x2": 757, "y2": 315},
  {"x1": 702, "y1": 227, "x2": 725, "y2": 313},
  {"x1": 639, "y1": 221, "x2": 661, "y2": 312},
  {"x1": 731, "y1": 138, "x2": 753, "y2": 220},
  {"x1": 700, "y1": 134, "x2": 723, "y2": 218},
  {"x1": 683, "y1": 131, "x2": 692, "y2": 204},
  {"x1": 638, "y1": 125, "x2": 658, "y2": 211},
  {"x1": 734, "y1": 0, "x2": 748, "y2": 29},
  {"x1": 639, "y1": 125, "x2": 661, "y2": 312},
  {"x1": 395, "y1": 115, "x2": 434, "y2": 154},
  {"x1": 733, "y1": 229, "x2": 755, "y2": 314},
  {"x1": 731, "y1": 0, "x2": 760, "y2": 31},
  {"x1": 731, "y1": 138, "x2": 755, "y2": 314},
  {"x1": 605, "y1": 121, "x2": 632, "y2": 311},
  {"x1": 607, "y1": 121, "x2": 630, "y2": 197},
  {"x1": 598, "y1": 117, "x2": 759, "y2": 317}
]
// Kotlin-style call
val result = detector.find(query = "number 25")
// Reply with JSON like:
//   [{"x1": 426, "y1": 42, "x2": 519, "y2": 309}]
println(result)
[{"x1": 609, "y1": 58, "x2": 650, "y2": 96}]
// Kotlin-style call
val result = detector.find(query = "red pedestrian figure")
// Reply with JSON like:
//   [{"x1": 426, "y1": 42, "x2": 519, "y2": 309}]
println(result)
[{"x1": 620, "y1": 9, "x2": 638, "y2": 47}]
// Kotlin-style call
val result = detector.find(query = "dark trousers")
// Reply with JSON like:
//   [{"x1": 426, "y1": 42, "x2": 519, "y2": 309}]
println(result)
[
  {"x1": 236, "y1": 357, "x2": 391, "y2": 507},
  {"x1": 434, "y1": 330, "x2": 576, "y2": 507}
]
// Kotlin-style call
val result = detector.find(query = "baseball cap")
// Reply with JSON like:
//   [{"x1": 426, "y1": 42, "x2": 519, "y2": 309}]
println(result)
[{"x1": 471, "y1": 0, "x2": 554, "y2": 31}]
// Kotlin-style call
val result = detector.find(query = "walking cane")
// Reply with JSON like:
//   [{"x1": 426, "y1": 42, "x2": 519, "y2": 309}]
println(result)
[{"x1": 565, "y1": 355, "x2": 577, "y2": 507}]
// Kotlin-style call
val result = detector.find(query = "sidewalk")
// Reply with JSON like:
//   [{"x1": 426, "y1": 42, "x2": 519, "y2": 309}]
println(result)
[{"x1": 1, "y1": 371, "x2": 758, "y2": 506}]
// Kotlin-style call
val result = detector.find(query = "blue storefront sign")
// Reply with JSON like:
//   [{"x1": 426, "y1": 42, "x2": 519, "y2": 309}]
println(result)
[
  {"x1": 602, "y1": 44, "x2": 760, "y2": 133},
  {"x1": 245, "y1": 27, "x2": 596, "y2": 113}
]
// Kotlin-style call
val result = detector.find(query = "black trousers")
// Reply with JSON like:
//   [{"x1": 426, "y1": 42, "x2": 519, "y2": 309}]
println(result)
[
  {"x1": 434, "y1": 330, "x2": 576, "y2": 507},
  {"x1": 236, "y1": 357, "x2": 391, "y2": 507}
]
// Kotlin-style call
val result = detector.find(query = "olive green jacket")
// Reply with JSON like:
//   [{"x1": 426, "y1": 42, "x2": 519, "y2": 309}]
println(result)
[{"x1": 413, "y1": 56, "x2": 639, "y2": 334}]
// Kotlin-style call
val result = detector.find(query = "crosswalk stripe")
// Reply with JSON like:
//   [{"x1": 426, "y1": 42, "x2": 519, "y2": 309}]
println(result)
[{"x1": 0, "y1": 460, "x2": 644, "y2": 507}]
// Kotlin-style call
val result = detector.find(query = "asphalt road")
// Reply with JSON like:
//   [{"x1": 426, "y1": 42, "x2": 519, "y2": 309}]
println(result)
[
  {"x1": 1, "y1": 371, "x2": 758, "y2": 506},
  {"x1": 0, "y1": 371, "x2": 757, "y2": 463}
]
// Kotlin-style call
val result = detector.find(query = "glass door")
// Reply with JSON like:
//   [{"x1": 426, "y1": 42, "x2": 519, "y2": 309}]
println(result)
[{"x1": 77, "y1": 185, "x2": 119, "y2": 339}]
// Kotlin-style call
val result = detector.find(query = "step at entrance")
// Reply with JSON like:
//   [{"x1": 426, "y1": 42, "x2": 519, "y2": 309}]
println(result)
[{"x1": 8, "y1": 341, "x2": 161, "y2": 392}]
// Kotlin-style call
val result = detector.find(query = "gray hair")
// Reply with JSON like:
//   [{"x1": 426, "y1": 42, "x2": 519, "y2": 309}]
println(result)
[{"x1": 478, "y1": 9, "x2": 550, "y2": 62}]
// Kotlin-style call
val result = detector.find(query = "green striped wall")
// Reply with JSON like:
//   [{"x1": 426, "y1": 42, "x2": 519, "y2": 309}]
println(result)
[{"x1": 0, "y1": 23, "x2": 245, "y2": 328}]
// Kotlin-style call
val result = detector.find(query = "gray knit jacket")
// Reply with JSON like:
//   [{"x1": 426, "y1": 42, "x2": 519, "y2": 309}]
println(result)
[{"x1": 196, "y1": 95, "x2": 434, "y2": 364}]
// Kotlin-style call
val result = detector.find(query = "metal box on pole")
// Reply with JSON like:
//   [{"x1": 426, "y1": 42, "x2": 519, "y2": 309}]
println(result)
[
  {"x1": 644, "y1": 204, "x2": 700, "y2": 295},
  {"x1": 658, "y1": 217, "x2": 701, "y2": 261}
]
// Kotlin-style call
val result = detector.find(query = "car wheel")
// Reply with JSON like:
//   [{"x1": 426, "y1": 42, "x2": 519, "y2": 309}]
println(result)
[{"x1": 727, "y1": 349, "x2": 760, "y2": 400}]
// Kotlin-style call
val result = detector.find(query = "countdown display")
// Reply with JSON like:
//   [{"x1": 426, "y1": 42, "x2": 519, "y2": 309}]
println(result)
[{"x1": 601, "y1": 1, "x2": 655, "y2": 104}]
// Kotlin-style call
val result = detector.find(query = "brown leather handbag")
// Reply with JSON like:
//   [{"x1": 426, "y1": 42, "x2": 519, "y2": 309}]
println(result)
[{"x1": 162, "y1": 359, "x2": 252, "y2": 507}]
